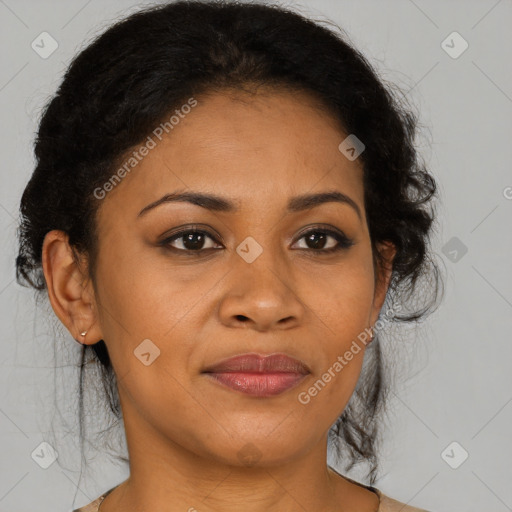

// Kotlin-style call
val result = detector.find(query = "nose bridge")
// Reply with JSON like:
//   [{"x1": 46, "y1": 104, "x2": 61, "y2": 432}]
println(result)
[
  {"x1": 217, "y1": 230, "x2": 304, "y2": 330},
  {"x1": 234, "y1": 230, "x2": 290, "y2": 296}
]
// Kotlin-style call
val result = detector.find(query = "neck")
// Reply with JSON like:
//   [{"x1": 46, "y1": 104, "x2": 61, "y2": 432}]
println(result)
[{"x1": 98, "y1": 393, "x2": 380, "y2": 512}]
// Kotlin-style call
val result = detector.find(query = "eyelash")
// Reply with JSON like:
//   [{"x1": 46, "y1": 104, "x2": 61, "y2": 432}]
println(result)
[{"x1": 159, "y1": 225, "x2": 354, "y2": 256}]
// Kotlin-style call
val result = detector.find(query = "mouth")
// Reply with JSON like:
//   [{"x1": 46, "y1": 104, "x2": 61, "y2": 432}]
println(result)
[{"x1": 201, "y1": 353, "x2": 310, "y2": 397}]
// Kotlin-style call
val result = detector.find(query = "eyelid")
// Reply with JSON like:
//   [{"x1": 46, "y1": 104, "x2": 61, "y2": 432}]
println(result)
[
  {"x1": 159, "y1": 224, "x2": 354, "y2": 254},
  {"x1": 291, "y1": 225, "x2": 354, "y2": 251},
  {"x1": 159, "y1": 224, "x2": 223, "y2": 243}
]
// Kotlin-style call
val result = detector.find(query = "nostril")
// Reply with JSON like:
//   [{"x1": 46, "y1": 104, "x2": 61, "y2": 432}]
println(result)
[{"x1": 235, "y1": 315, "x2": 249, "y2": 322}]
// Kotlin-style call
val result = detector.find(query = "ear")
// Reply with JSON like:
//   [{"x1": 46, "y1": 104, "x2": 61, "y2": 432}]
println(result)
[
  {"x1": 41, "y1": 230, "x2": 103, "y2": 345},
  {"x1": 370, "y1": 240, "x2": 397, "y2": 326}
]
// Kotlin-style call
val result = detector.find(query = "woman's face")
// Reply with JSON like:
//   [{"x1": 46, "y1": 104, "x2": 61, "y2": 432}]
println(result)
[{"x1": 50, "y1": 87, "x2": 395, "y2": 469}]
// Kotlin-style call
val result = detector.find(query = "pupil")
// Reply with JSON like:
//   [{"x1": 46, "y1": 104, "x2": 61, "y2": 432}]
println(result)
[
  {"x1": 184, "y1": 233, "x2": 204, "y2": 250},
  {"x1": 307, "y1": 232, "x2": 326, "y2": 249}
]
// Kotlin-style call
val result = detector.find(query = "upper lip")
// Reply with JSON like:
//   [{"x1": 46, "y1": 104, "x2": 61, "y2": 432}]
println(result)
[{"x1": 202, "y1": 353, "x2": 310, "y2": 374}]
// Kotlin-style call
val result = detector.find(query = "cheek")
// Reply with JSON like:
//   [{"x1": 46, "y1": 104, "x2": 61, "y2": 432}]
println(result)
[
  {"x1": 93, "y1": 235, "x2": 375, "y2": 445},
  {"x1": 97, "y1": 239, "x2": 375, "y2": 373},
  {"x1": 296, "y1": 328, "x2": 368, "y2": 432},
  {"x1": 303, "y1": 252, "x2": 376, "y2": 333},
  {"x1": 94, "y1": 252, "x2": 205, "y2": 434},
  {"x1": 94, "y1": 241, "x2": 199, "y2": 334},
  {"x1": 296, "y1": 256, "x2": 375, "y2": 418},
  {"x1": 93, "y1": 246, "x2": 227, "y2": 392}
]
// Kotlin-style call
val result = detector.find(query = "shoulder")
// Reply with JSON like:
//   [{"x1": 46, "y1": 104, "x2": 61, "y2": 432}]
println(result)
[
  {"x1": 334, "y1": 470, "x2": 431, "y2": 512},
  {"x1": 74, "y1": 481, "x2": 432, "y2": 512},
  {"x1": 72, "y1": 487, "x2": 113, "y2": 512},
  {"x1": 375, "y1": 488, "x2": 431, "y2": 512},
  {"x1": 72, "y1": 495, "x2": 104, "y2": 512}
]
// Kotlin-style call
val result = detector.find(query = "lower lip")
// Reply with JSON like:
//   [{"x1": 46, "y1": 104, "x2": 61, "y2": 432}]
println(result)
[{"x1": 204, "y1": 372, "x2": 308, "y2": 397}]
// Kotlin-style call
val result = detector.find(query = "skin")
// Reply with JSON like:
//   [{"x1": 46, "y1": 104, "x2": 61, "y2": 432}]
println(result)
[{"x1": 42, "y1": 86, "x2": 396, "y2": 512}]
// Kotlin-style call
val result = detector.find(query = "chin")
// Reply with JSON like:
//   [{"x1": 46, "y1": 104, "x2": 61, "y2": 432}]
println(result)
[{"x1": 199, "y1": 431, "x2": 313, "y2": 469}]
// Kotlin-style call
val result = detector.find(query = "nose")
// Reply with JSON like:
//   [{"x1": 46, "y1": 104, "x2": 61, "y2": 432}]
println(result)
[{"x1": 217, "y1": 257, "x2": 305, "y2": 332}]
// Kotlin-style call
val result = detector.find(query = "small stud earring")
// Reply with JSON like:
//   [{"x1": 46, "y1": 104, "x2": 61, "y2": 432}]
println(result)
[{"x1": 80, "y1": 330, "x2": 88, "y2": 337}]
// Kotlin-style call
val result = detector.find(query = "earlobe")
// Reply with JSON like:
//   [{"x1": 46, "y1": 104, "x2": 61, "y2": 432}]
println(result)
[{"x1": 41, "y1": 230, "x2": 101, "y2": 344}]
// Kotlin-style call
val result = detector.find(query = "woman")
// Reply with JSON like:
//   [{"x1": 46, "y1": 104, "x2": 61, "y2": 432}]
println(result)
[{"x1": 16, "y1": 1, "x2": 442, "y2": 510}]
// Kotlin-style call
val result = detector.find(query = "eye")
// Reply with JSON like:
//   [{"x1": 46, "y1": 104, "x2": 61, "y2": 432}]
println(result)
[
  {"x1": 292, "y1": 227, "x2": 354, "y2": 254},
  {"x1": 160, "y1": 227, "x2": 222, "y2": 253},
  {"x1": 159, "y1": 225, "x2": 354, "y2": 256}
]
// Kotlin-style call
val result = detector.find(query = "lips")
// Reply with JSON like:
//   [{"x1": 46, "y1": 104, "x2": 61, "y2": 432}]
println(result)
[
  {"x1": 203, "y1": 353, "x2": 310, "y2": 374},
  {"x1": 202, "y1": 353, "x2": 310, "y2": 397}
]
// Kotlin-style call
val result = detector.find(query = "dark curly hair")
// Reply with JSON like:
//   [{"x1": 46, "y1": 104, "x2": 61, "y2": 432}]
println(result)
[{"x1": 15, "y1": 0, "x2": 444, "y2": 493}]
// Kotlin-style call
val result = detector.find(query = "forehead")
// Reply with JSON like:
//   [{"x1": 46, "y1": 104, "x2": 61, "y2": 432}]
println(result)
[{"x1": 97, "y1": 87, "x2": 365, "y2": 222}]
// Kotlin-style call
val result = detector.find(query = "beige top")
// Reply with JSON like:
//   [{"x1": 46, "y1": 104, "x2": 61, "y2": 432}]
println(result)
[{"x1": 73, "y1": 475, "x2": 430, "y2": 512}]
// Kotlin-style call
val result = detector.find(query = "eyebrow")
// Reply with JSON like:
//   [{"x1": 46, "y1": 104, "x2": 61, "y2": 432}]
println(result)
[{"x1": 137, "y1": 190, "x2": 362, "y2": 221}]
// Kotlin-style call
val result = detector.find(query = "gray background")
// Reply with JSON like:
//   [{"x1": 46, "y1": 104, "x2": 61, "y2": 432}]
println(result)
[{"x1": 1, "y1": 0, "x2": 511, "y2": 511}]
